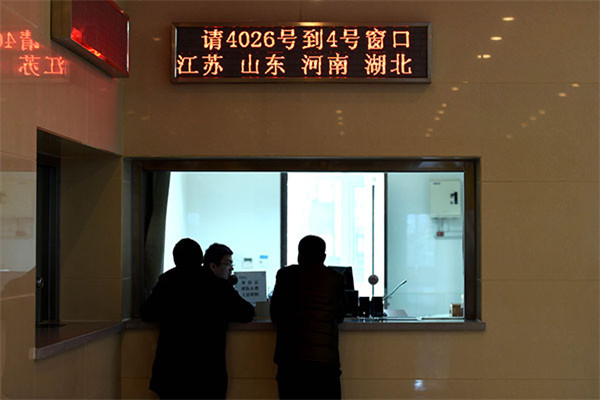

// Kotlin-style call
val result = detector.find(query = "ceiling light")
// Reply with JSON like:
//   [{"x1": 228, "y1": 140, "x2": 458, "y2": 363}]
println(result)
[
  {"x1": 451, "y1": 86, "x2": 459, "y2": 91},
  {"x1": 571, "y1": 83, "x2": 580, "y2": 88},
  {"x1": 558, "y1": 92, "x2": 567, "y2": 97},
  {"x1": 502, "y1": 17, "x2": 515, "y2": 22},
  {"x1": 490, "y1": 36, "x2": 502, "y2": 41}
]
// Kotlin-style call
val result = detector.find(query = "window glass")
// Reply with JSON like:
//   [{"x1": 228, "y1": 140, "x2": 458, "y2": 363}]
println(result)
[
  {"x1": 159, "y1": 166, "x2": 471, "y2": 319},
  {"x1": 287, "y1": 172, "x2": 384, "y2": 297},
  {"x1": 164, "y1": 172, "x2": 281, "y2": 294},
  {"x1": 386, "y1": 172, "x2": 464, "y2": 317}
]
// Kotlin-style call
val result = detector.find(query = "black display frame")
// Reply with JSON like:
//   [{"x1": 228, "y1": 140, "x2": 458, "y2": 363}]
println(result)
[{"x1": 171, "y1": 22, "x2": 431, "y2": 83}]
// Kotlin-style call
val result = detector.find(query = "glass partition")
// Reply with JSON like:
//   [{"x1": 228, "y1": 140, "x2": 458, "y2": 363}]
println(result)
[
  {"x1": 138, "y1": 158, "x2": 478, "y2": 320},
  {"x1": 164, "y1": 172, "x2": 281, "y2": 294},
  {"x1": 386, "y1": 172, "x2": 465, "y2": 317}
]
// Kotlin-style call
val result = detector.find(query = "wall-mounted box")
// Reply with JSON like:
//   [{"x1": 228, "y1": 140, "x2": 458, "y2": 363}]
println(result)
[{"x1": 430, "y1": 180, "x2": 461, "y2": 217}]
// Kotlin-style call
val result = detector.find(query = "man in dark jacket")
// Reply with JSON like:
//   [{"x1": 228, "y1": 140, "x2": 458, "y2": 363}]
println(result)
[
  {"x1": 270, "y1": 235, "x2": 346, "y2": 399},
  {"x1": 141, "y1": 239, "x2": 254, "y2": 399}
]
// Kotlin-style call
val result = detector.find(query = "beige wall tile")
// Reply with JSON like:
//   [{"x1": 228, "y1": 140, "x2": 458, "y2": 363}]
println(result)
[
  {"x1": 301, "y1": 1, "x2": 599, "y2": 84},
  {"x1": 340, "y1": 378, "x2": 599, "y2": 399},
  {"x1": 480, "y1": 378, "x2": 599, "y2": 399},
  {"x1": 0, "y1": 1, "x2": 597, "y2": 400},
  {"x1": 1, "y1": 270, "x2": 35, "y2": 300},
  {"x1": 60, "y1": 278, "x2": 122, "y2": 320},
  {"x1": 121, "y1": 377, "x2": 157, "y2": 399},
  {"x1": 0, "y1": 295, "x2": 36, "y2": 398},
  {"x1": 123, "y1": 81, "x2": 485, "y2": 158},
  {"x1": 86, "y1": 384, "x2": 121, "y2": 400},
  {"x1": 83, "y1": 335, "x2": 121, "y2": 398},
  {"x1": 339, "y1": 331, "x2": 486, "y2": 379},
  {"x1": 227, "y1": 331, "x2": 277, "y2": 378},
  {"x1": 0, "y1": 0, "x2": 122, "y2": 158},
  {"x1": 0, "y1": 152, "x2": 35, "y2": 171},
  {"x1": 228, "y1": 378, "x2": 278, "y2": 399},
  {"x1": 84, "y1": 77, "x2": 123, "y2": 153},
  {"x1": 342, "y1": 378, "x2": 438, "y2": 399},
  {"x1": 33, "y1": 346, "x2": 86, "y2": 399},
  {"x1": 479, "y1": 83, "x2": 598, "y2": 181},
  {"x1": 125, "y1": 322, "x2": 599, "y2": 398},
  {"x1": 482, "y1": 181, "x2": 599, "y2": 280},
  {"x1": 60, "y1": 153, "x2": 122, "y2": 281},
  {"x1": 0, "y1": 88, "x2": 37, "y2": 156},
  {"x1": 482, "y1": 280, "x2": 599, "y2": 380},
  {"x1": 121, "y1": 330, "x2": 158, "y2": 378}
]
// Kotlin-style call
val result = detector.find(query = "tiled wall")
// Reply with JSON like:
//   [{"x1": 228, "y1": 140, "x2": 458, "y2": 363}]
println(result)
[
  {"x1": 0, "y1": 0, "x2": 123, "y2": 397},
  {"x1": 0, "y1": 0, "x2": 598, "y2": 399},
  {"x1": 60, "y1": 149, "x2": 123, "y2": 321},
  {"x1": 120, "y1": 1, "x2": 599, "y2": 398}
]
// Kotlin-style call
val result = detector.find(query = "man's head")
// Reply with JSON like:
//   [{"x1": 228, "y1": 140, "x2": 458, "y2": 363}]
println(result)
[
  {"x1": 204, "y1": 243, "x2": 234, "y2": 280},
  {"x1": 297, "y1": 235, "x2": 326, "y2": 266},
  {"x1": 173, "y1": 238, "x2": 203, "y2": 268}
]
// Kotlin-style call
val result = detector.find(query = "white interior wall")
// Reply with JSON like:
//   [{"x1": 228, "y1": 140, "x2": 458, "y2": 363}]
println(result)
[{"x1": 164, "y1": 172, "x2": 281, "y2": 292}]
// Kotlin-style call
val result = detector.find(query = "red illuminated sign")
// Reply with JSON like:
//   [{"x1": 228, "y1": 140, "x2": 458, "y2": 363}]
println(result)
[
  {"x1": 172, "y1": 23, "x2": 430, "y2": 83},
  {"x1": 0, "y1": 30, "x2": 68, "y2": 78},
  {"x1": 51, "y1": 0, "x2": 129, "y2": 77}
]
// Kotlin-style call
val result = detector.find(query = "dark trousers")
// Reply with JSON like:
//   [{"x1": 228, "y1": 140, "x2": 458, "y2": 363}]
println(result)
[
  {"x1": 276, "y1": 363, "x2": 342, "y2": 399},
  {"x1": 155, "y1": 372, "x2": 228, "y2": 399}
]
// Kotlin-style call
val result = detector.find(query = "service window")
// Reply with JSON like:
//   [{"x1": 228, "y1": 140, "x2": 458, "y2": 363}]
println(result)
[{"x1": 138, "y1": 159, "x2": 478, "y2": 320}]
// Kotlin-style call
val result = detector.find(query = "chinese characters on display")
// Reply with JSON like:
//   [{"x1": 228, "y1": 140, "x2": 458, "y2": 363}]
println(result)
[
  {"x1": 235, "y1": 271, "x2": 267, "y2": 304},
  {"x1": 238, "y1": 278, "x2": 261, "y2": 299},
  {"x1": 1, "y1": 30, "x2": 67, "y2": 77},
  {"x1": 174, "y1": 24, "x2": 429, "y2": 82}
]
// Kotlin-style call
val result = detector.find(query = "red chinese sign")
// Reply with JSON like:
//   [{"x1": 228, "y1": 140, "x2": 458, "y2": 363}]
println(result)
[
  {"x1": 172, "y1": 23, "x2": 430, "y2": 83},
  {"x1": 1, "y1": 30, "x2": 67, "y2": 77}
]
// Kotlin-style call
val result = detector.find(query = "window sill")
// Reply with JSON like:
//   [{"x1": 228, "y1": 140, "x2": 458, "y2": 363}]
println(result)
[
  {"x1": 33, "y1": 321, "x2": 124, "y2": 360},
  {"x1": 340, "y1": 317, "x2": 486, "y2": 331},
  {"x1": 126, "y1": 318, "x2": 486, "y2": 332}
]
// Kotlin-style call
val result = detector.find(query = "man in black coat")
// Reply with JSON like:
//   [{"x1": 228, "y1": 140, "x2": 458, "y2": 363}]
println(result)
[
  {"x1": 270, "y1": 235, "x2": 346, "y2": 399},
  {"x1": 141, "y1": 239, "x2": 254, "y2": 399}
]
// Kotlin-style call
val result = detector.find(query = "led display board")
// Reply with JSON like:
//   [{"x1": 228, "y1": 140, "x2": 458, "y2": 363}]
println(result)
[
  {"x1": 172, "y1": 23, "x2": 430, "y2": 83},
  {"x1": 51, "y1": 0, "x2": 129, "y2": 77}
]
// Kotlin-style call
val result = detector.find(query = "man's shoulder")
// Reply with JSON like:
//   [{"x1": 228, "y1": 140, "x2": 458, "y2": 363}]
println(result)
[
  {"x1": 323, "y1": 267, "x2": 345, "y2": 284},
  {"x1": 274, "y1": 266, "x2": 302, "y2": 288},
  {"x1": 277, "y1": 264, "x2": 301, "y2": 277},
  {"x1": 156, "y1": 267, "x2": 180, "y2": 283}
]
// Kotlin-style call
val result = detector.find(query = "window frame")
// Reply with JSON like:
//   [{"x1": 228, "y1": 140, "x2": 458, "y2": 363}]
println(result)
[
  {"x1": 132, "y1": 157, "x2": 480, "y2": 320},
  {"x1": 36, "y1": 153, "x2": 61, "y2": 324}
]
